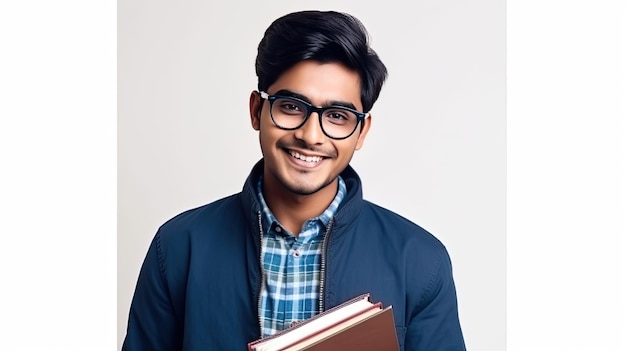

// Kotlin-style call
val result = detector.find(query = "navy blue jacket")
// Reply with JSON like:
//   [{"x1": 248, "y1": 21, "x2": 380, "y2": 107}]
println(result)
[{"x1": 122, "y1": 160, "x2": 465, "y2": 350}]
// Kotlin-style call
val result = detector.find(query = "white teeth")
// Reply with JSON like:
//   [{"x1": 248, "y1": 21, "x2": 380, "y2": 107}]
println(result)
[{"x1": 289, "y1": 150, "x2": 322, "y2": 163}]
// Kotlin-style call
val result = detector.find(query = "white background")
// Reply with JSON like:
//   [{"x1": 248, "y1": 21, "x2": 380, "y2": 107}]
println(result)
[
  {"x1": 118, "y1": 1, "x2": 505, "y2": 350},
  {"x1": 0, "y1": 1, "x2": 624, "y2": 351}
]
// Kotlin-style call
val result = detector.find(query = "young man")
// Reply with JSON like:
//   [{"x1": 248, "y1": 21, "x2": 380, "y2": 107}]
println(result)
[{"x1": 123, "y1": 10, "x2": 465, "y2": 351}]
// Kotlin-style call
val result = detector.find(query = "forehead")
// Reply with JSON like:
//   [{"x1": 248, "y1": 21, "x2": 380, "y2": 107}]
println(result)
[{"x1": 268, "y1": 61, "x2": 363, "y2": 110}]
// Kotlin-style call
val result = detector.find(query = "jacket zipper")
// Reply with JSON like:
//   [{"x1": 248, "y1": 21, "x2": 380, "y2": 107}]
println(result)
[
  {"x1": 256, "y1": 211, "x2": 265, "y2": 337},
  {"x1": 318, "y1": 218, "x2": 334, "y2": 312}
]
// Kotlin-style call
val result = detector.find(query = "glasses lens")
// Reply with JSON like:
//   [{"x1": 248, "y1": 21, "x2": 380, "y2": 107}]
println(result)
[
  {"x1": 271, "y1": 97, "x2": 308, "y2": 129},
  {"x1": 320, "y1": 109, "x2": 359, "y2": 139}
]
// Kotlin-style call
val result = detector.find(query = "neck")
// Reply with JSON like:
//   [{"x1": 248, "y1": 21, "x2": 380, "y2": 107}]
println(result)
[{"x1": 262, "y1": 177, "x2": 338, "y2": 236}]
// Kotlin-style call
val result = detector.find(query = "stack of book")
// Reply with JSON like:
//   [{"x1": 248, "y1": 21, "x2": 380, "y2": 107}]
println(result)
[{"x1": 248, "y1": 294, "x2": 399, "y2": 351}]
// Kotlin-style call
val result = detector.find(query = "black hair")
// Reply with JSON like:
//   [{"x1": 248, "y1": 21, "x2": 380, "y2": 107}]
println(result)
[{"x1": 255, "y1": 10, "x2": 388, "y2": 113}]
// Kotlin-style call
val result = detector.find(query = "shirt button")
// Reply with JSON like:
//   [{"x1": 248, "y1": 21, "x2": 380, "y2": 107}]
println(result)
[
  {"x1": 293, "y1": 250, "x2": 300, "y2": 257},
  {"x1": 275, "y1": 226, "x2": 282, "y2": 233}
]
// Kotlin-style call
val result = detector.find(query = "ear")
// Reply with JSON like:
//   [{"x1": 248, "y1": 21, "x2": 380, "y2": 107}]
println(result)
[
  {"x1": 354, "y1": 114, "x2": 372, "y2": 150},
  {"x1": 249, "y1": 91, "x2": 262, "y2": 131}
]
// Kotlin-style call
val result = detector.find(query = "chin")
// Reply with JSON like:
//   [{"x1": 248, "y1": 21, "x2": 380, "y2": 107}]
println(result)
[
  {"x1": 276, "y1": 174, "x2": 335, "y2": 196},
  {"x1": 280, "y1": 181, "x2": 327, "y2": 196}
]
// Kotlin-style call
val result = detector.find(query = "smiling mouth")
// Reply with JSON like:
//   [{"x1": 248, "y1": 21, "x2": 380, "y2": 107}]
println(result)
[{"x1": 287, "y1": 150, "x2": 324, "y2": 163}]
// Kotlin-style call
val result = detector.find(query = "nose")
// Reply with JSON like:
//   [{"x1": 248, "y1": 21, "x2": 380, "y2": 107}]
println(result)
[{"x1": 294, "y1": 112, "x2": 326, "y2": 145}]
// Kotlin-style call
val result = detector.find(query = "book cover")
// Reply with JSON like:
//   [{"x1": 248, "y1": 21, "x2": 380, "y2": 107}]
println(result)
[{"x1": 248, "y1": 294, "x2": 399, "y2": 351}]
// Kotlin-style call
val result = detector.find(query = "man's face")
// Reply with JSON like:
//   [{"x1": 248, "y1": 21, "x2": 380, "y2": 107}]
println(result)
[{"x1": 250, "y1": 61, "x2": 371, "y2": 197}]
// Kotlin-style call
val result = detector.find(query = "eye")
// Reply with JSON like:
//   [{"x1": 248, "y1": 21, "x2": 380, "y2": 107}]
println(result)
[
  {"x1": 327, "y1": 112, "x2": 347, "y2": 120},
  {"x1": 281, "y1": 103, "x2": 301, "y2": 112},
  {"x1": 324, "y1": 109, "x2": 352, "y2": 125},
  {"x1": 276, "y1": 98, "x2": 306, "y2": 116}
]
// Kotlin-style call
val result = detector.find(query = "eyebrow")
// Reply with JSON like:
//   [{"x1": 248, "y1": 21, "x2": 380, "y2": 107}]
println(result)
[{"x1": 273, "y1": 89, "x2": 360, "y2": 111}]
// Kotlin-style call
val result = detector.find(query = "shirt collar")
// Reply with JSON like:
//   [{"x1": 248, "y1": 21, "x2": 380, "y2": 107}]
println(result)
[{"x1": 256, "y1": 175, "x2": 346, "y2": 235}]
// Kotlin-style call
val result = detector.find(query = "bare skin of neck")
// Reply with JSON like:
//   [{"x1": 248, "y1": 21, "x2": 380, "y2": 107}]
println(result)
[{"x1": 262, "y1": 176, "x2": 338, "y2": 237}]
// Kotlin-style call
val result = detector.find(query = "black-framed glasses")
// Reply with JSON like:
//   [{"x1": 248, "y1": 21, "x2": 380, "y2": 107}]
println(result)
[{"x1": 259, "y1": 91, "x2": 368, "y2": 140}]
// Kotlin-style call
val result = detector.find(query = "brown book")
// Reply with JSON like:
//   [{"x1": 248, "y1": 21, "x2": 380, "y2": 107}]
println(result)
[{"x1": 248, "y1": 294, "x2": 399, "y2": 351}]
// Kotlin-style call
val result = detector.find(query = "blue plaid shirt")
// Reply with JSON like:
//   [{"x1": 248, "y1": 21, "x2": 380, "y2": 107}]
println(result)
[{"x1": 257, "y1": 176, "x2": 346, "y2": 337}]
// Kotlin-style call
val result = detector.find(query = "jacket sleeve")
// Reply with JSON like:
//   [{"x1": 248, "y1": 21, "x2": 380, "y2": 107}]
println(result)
[
  {"x1": 122, "y1": 232, "x2": 182, "y2": 350},
  {"x1": 405, "y1": 245, "x2": 466, "y2": 351}
]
